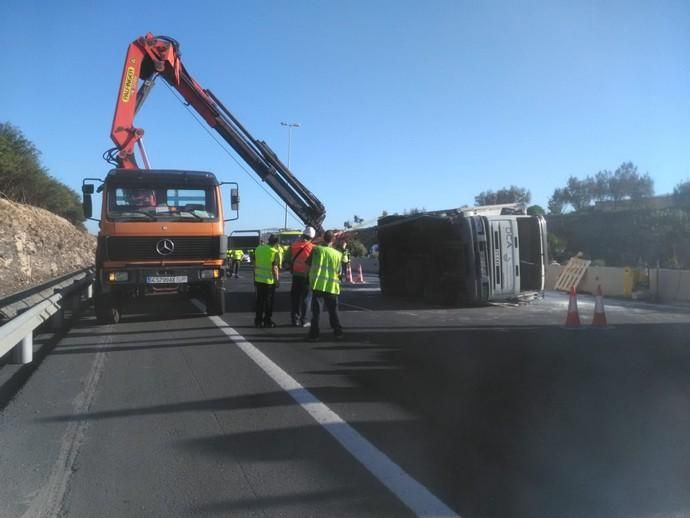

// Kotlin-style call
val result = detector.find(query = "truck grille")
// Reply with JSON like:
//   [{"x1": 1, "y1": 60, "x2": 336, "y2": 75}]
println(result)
[{"x1": 105, "y1": 236, "x2": 221, "y2": 261}]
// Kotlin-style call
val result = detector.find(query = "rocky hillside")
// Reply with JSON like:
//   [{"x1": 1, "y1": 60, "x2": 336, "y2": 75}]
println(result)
[{"x1": 0, "y1": 199, "x2": 95, "y2": 298}]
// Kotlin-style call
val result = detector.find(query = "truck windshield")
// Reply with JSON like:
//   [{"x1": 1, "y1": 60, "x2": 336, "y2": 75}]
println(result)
[
  {"x1": 278, "y1": 233, "x2": 302, "y2": 247},
  {"x1": 106, "y1": 185, "x2": 218, "y2": 221}
]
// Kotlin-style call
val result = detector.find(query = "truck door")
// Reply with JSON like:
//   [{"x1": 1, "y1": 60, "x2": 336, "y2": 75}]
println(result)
[{"x1": 488, "y1": 218, "x2": 520, "y2": 298}]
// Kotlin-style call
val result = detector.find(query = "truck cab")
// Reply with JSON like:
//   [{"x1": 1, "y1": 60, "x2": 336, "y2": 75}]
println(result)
[{"x1": 83, "y1": 169, "x2": 237, "y2": 323}]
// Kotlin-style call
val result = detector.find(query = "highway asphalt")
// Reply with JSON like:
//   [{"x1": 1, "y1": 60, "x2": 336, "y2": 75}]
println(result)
[{"x1": 1, "y1": 267, "x2": 689, "y2": 517}]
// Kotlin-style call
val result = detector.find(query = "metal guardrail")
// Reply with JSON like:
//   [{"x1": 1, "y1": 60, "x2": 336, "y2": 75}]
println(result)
[{"x1": 0, "y1": 268, "x2": 94, "y2": 365}]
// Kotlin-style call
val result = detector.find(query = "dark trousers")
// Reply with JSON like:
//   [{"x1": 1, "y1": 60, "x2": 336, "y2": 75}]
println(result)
[
  {"x1": 231, "y1": 260, "x2": 240, "y2": 277},
  {"x1": 255, "y1": 282, "x2": 275, "y2": 325},
  {"x1": 290, "y1": 275, "x2": 310, "y2": 325},
  {"x1": 309, "y1": 290, "x2": 342, "y2": 337}
]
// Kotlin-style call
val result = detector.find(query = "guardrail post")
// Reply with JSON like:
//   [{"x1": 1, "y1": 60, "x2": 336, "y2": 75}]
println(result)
[
  {"x1": 51, "y1": 307, "x2": 64, "y2": 330},
  {"x1": 70, "y1": 292, "x2": 81, "y2": 315},
  {"x1": 13, "y1": 333, "x2": 33, "y2": 364}
]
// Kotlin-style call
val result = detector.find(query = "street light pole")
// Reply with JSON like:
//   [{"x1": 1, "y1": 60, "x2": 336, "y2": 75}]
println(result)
[{"x1": 280, "y1": 121, "x2": 300, "y2": 230}]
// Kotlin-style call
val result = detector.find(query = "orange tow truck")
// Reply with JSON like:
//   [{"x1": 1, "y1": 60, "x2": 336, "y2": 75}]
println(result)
[{"x1": 82, "y1": 33, "x2": 326, "y2": 323}]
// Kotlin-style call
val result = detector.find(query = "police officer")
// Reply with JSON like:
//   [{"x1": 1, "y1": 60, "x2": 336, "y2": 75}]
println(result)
[
  {"x1": 285, "y1": 226, "x2": 316, "y2": 327},
  {"x1": 307, "y1": 230, "x2": 343, "y2": 341},
  {"x1": 253, "y1": 235, "x2": 280, "y2": 328}
]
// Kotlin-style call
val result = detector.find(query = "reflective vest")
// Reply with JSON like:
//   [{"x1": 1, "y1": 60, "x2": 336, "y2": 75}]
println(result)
[
  {"x1": 309, "y1": 245, "x2": 342, "y2": 295},
  {"x1": 342, "y1": 249, "x2": 351, "y2": 264},
  {"x1": 254, "y1": 244, "x2": 278, "y2": 285},
  {"x1": 232, "y1": 249, "x2": 244, "y2": 261},
  {"x1": 290, "y1": 239, "x2": 313, "y2": 276}
]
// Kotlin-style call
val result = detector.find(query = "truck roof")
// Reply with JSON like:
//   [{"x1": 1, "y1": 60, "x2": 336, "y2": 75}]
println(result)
[{"x1": 105, "y1": 169, "x2": 219, "y2": 186}]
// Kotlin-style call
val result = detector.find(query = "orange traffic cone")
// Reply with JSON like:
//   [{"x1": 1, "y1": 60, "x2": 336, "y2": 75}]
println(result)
[
  {"x1": 357, "y1": 264, "x2": 366, "y2": 284},
  {"x1": 565, "y1": 286, "x2": 581, "y2": 328},
  {"x1": 592, "y1": 285, "x2": 608, "y2": 327},
  {"x1": 346, "y1": 264, "x2": 354, "y2": 284}
]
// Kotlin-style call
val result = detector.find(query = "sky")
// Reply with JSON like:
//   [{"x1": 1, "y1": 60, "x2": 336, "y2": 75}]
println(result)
[{"x1": 1, "y1": 0, "x2": 688, "y2": 235}]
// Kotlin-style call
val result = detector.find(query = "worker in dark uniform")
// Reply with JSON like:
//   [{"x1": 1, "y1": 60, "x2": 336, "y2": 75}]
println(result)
[{"x1": 285, "y1": 226, "x2": 316, "y2": 327}]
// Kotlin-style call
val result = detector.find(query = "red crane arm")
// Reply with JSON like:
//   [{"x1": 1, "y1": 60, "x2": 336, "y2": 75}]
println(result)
[{"x1": 108, "y1": 33, "x2": 326, "y2": 230}]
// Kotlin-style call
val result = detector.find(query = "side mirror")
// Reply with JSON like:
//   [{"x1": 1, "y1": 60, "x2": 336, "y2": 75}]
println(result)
[
  {"x1": 82, "y1": 183, "x2": 95, "y2": 195},
  {"x1": 82, "y1": 194, "x2": 93, "y2": 219},
  {"x1": 220, "y1": 181, "x2": 240, "y2": 221}
]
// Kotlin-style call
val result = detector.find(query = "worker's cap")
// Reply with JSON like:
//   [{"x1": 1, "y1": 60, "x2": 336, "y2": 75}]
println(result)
[{"x1": 303, "y1": 226, "x2": 316, "y2": 239}]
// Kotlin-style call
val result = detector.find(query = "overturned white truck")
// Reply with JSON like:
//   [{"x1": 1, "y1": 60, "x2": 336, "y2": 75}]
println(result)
[{"x1": 377, "y1": 205, "x2": 547, "y2": 305}]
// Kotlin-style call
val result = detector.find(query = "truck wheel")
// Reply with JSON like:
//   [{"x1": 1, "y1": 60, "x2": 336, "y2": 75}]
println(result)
[
  {"x1": 95, "y1": 294, "x2": 121, "y2": 324},
  {"x1": 206, "y1": 285, "x2": 226, "y2": 316}
]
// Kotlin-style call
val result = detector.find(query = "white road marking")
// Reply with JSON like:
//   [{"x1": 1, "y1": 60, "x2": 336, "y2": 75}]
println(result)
[
  {"x1": 207, "y1": 314, "x2": 459, "y2": 517},
  {"x1": 339, "y1": 301, "x2": 374, "y2": 312},
  {"x1": 23, "y1": 333, "x2": 111, "y2": 518}
]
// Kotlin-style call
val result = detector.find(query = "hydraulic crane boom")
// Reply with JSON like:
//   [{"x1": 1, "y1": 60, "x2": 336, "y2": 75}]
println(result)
[{"x1": 107, "y1": 33, "x2": 326, "y2": 231}]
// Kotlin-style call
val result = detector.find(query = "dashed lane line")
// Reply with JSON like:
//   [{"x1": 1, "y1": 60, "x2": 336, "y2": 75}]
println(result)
[{"x1": 23, "y1": 332, "x2": 111, "y2": 518}]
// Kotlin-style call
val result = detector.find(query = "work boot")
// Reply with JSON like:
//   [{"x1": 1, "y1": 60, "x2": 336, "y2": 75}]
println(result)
[{"x1": 264, "y1": 320, "x2": 277, "y2": 328}]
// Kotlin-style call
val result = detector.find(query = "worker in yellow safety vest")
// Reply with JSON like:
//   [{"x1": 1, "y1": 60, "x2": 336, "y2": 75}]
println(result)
[
  {"x1": 253, "y1": 235, "x2": 281, "y2": 328},
  {"x1": 306, "y1": 230, "x2": 343, "y2": 341},
  {"x1": 340, "y1": 241, "x2": 351, "y2": 282},
  {"x1": 230, "y1": 248, "x2": 244, "y2": 278}
]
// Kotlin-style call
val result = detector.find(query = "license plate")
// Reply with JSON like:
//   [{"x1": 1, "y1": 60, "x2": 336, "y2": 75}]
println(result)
[{"x1": 146, "y1": 275, "x2": 188, "y2": 284}]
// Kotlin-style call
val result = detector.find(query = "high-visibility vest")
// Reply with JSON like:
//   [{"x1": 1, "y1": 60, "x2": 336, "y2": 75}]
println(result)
[
  {"x1": 226, "y1": 249, "x2": 233, "y2": 258},
  {"x1": 254, "y1": 244, "x2": 277, "y2": 285},
  {"x1": 342, "y1": 250, "x2": 351, "y2": 264},
  {"x1": 232, "y1": 249, "x2": 244, "y2": 261},
  {"x1": 290, "y1": 240, "x2": 313, "y2": 275},
  {"x1": 309, "y1": 245, "x2": 342, "y2": 295}
]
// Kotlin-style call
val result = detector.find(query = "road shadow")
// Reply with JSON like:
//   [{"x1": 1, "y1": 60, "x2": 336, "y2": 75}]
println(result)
[{"x1": 303, "y1": 323, "x2": 690, "y2": 518}]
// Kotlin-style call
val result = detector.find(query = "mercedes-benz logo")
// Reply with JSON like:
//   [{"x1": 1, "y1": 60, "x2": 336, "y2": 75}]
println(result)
[{"x1": 156, "y1": 239, "x2": 175, "y2": 256}]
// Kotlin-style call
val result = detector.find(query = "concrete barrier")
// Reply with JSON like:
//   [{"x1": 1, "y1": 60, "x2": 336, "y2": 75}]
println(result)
[
  {"x1": 650, "y1": 268, "x2": 690, "y2": 303},
  {"x1": 547, "y1": 263, "x2": 690, "y2": 303},
  {"x1": 352, "y1": 257, "x2": 379, "y2": 275}
]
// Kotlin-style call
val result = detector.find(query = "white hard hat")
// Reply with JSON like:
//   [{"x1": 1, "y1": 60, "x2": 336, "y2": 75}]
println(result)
[{"x1": 303, "y1": 226, "x2": 316, "y2": 239}]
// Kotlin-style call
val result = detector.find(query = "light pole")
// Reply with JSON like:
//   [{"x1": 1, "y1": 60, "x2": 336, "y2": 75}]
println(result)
[{"x1": 280, "y1": 121, "x2": 300, "y2": 230}]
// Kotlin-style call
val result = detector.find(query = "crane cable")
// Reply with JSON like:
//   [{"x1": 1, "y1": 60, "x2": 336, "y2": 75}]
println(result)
[{"x1": 161, "y1": 81, "x2": 303, "y2": 227}]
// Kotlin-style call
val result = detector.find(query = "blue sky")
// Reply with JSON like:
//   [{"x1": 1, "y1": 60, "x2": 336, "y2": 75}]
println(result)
[{"x1": 2, "y1": 0, "x2": 688, "y2": 234}]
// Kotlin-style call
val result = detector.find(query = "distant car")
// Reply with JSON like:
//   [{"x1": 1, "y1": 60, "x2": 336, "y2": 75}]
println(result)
[{"x1": 242, "y1": 253, "x2": 251, "y2": 263}]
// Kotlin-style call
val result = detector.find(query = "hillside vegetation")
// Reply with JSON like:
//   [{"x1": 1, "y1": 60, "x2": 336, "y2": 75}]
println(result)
[{"x1": 0, "y1": 122, "x2": 84, "y2": 228}]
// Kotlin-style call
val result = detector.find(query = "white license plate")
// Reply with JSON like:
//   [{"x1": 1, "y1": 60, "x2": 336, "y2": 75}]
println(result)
[{"x1": 146, "y1": 275, "x2": 188, "y2": 284}]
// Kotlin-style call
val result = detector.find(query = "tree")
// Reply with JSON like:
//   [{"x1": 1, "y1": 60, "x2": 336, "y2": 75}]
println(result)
[
  {"x1": 474, "y1": 185, "x2": 531, "y2": 206},
  {"x1": 527, "y1": 204, "x2": 545, "y2": 216},
  {"x1": 380, "y1": 210, "x2": 388, "y2": 217},
  {"x1": 548, "y1": 188, "x2": 566, "y2": 214},
  {"x1": 608, "y1": 162, "x2": 654, "y2": 206},
  {"x1": 673, "y1": 180, "x2": 690, "y2": 206},
  {"x1": 346, "y1": 239, "x2": 367, "y2": 257},
  {"x1": 0, "y1": 122, "x2": 85, "y2": 228},
  {"x1": 592, "y1": 170, "x2": 611, "y2": 202}
]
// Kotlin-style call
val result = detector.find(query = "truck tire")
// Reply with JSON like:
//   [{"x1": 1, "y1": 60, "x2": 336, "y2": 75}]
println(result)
[
  {"x1": 206, "y1": 284, "x2": 226, "y2": 316},
  {"x1": 95, "y1": 294, "x2": 121, "y2": 324}
]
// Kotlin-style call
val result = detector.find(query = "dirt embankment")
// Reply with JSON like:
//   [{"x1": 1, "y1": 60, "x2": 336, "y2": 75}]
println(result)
[{"x1": 0, "y1": 199, "x2": 96, "y2": 298}]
